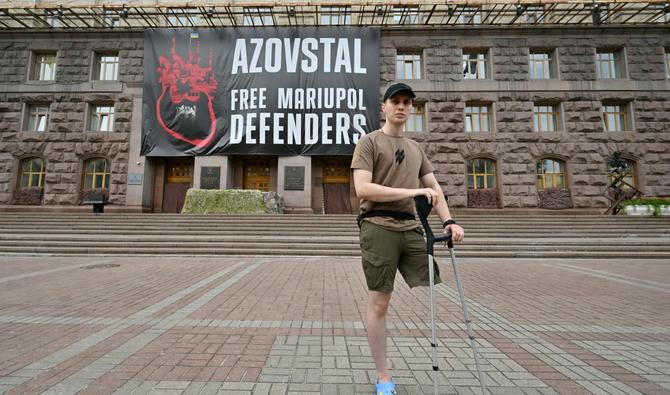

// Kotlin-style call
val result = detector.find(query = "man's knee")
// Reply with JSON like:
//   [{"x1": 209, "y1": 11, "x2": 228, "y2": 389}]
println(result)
[{"x1": 368, "y1": 292, "x2": 391, "y2": 317}]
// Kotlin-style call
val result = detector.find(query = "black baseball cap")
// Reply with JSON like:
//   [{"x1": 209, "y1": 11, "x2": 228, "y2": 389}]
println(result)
[{"x1": 383, "y1": 83, "x2": 416, "y2": 102}]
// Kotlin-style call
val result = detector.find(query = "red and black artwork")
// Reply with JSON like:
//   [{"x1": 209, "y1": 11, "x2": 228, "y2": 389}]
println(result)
[{"x1": 156, "y1": 35, "x2": 218, "y2": 149}]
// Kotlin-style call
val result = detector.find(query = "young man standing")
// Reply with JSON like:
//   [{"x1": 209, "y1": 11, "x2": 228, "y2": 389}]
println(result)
[{"x1": 350, "y1": 82, "x2": 464, "y2": 395}]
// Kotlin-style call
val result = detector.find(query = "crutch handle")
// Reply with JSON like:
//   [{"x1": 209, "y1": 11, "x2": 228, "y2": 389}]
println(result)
[{"x1": 414, "y1": 196, "x2": 454, "y2": 249}]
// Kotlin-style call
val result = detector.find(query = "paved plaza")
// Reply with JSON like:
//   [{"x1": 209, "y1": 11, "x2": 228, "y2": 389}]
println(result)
[{"x1": 0, "y1": 255, "x2": 668, "y2": 394}]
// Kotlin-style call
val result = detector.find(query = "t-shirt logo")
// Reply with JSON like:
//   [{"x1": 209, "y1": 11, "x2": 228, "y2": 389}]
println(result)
[{"x1": 395, "y1": 148, "x2": 405, "y2": 165}]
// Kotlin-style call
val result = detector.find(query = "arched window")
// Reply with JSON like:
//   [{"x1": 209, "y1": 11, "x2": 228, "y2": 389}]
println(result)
[
  {"x1": 83, "y1": 158, "x2": 110, "y2": 189},
  {"x1": 19, "y1": 157, "x2": 45, "y2": 188},
  {"x1": 608, "y1": 159, "x2": 636, "y2": 190},
  {"x1": 467, "y1": 158, "x2": 496, "y2": 189},
  {"x1": 536, "y1": 159, "x2": 567, "y2": 189}
]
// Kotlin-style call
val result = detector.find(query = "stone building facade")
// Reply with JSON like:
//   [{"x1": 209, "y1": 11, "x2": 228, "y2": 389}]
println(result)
[{"x1": 1, "y1": 25, "x2": 669, "y2": 212}]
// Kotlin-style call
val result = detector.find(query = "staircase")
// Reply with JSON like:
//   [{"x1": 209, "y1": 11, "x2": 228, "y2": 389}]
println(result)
[{"x1": 0, "y1": 213, "x2": 668, "y2": 258}]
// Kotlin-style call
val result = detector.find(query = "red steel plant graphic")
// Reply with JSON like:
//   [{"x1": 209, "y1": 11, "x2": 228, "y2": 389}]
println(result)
[{"x1": 156, "y1": 36, "x2": 218, "y2": 148}]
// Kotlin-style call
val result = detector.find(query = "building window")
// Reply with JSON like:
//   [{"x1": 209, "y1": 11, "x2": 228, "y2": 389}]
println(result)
[
  {"x1": 529, "y1": 51, "x2": 554, "y2": 79},
  {"x1": 320, "y1": 6, "x2": 351, "y2": 25},
  {"x1": 525, "y1": 5, "x2": 545, "y2": 24},
  {"x1": 45, "y1": 10, "x2": 64, "y2": 28},
  {"x1": 19, "y1": 157, "x2": 46, "y2": 188},
  {"x1": 102, "y1": 11, "x2": 120, "y2": 27},
  {"x1": 168, "y1": 8, "x2": 198, "y2": 27},
  {"x1": 406, "y1": 103, "x2": 426, "y2": 132},
  {"x1": 608, "y1": 159, "x2": 636, "y2": 190},
  {"x1": 463, "y1": 50, "x2": 487, "y2": 79},
  {"x1": 467, "y1": 158, "x2": 496, "y2": 189},
  {"x1": 596, "y1": 49, "x2": 623, "y2": 79},
  {"x1": 396, "y1": 53, "x2": 421, "y2": 79},
  {"x1": 602, "y1": 102, "x2": 630, "y2": 132},
  {"x1": 458, "y1": 7, "x2": 482, "y2": 24},
  {"x1": 465, "y1": 104, "x2": 492, "y2": 133},
  {"x1": 83, "y1": 158, "x2": 110, "y2": 189},
  {"x1": 32, "y1": 52, "x2": 57, "y2": 81},
  {"x1": 89, "y1": 104, "x2": 115, "y2": 132},
  {"x1": 93, "y1": 53, "x2": 119, "y2": 81},
  {"x1": 393, "y1": 6, "x2": 420, "y2": 24},
  {"x1": 536, "y1": 159, "x2": 566, "y2": 189},
  {"x1": 25, "y1": 104, "x2": 50, "y2": 132},
  {"x1": 244, "y1": 7, "x2": 273, "y2": 26},
  {"x1": 533, "y1": 104, "x2": 560, "y2": 132},
  {"x1": 665, "y1": 48, "x2": 670, "y2": 79}
]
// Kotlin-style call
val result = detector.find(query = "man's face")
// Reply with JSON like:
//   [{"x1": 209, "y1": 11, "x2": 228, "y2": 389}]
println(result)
[{"x1": 382, "y1": 93, "x2": 413, "y2": 125}]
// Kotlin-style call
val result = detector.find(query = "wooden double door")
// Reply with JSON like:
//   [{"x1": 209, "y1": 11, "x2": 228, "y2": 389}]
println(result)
[
  {"x1": 322, "y1": 158, "x2": 352, "y2": 214},
  {"x1": 162, "y1": 157, "x2": 193, "y2": 213}
]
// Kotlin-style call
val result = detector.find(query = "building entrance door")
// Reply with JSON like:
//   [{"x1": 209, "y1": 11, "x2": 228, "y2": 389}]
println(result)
[
  {"x1": 243, "y1": 159, "x2": 271, "y2": 191},
  {"x1": 322, "y1": 158, "x2": 352, "y2": 214},
  {"x1": 162, "y1": 157, "x2": 193, "y2": 213}
]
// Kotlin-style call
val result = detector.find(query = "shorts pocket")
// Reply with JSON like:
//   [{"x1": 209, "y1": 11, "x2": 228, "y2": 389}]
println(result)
[{"x1": 361, "y1": 247, "x2": 395, "y2": 292}]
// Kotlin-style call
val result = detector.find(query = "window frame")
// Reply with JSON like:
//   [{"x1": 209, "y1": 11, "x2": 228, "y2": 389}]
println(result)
[
  {"x1": 92, "y1": 51, "x2": 120, "y2": 81},
  {"x1": 529, "y1": 49, "x2": 557, "y2": 80},
  {"x1": 243, "y1": 7, "x2": 274, "y2": 26},
  {"x1": 167, "y1": 7, "x2": 199, "y2": 27},
  {"x1": 608, "y1": 159, "x2": 637, "y2": 190},
  {"x1": 405, "y1": 102, "x2": 426, "y2": 133},
  {"x1": 536, "y1": 158, "x2": 567, "y2": 189},
  {"x1": 24, "y1": 103, "x2": 51, "y2": 132},
  {"x1": 457, "y1": 7, "x2": 482, "y2": 24},
  {"x1": 19, "y1": 157, "x2": 46, "y2": 188},
  {"x1": 82, "y1": 158, "x2": 111, "y2": 190},
  {"x1": 596, "y1": 48, "x2": 626, "y2": 79},
  {"x1": 533, "y1": 103, "x2": 561, "y2": 132},
  {"x1": 665, "y1": 48, "x2": 670, "y2": 80},
  {"x1": 88, "y1": 103, "x2": 116, "y2": 132},
  {"x1": 602, "y1": 101, "x2": 632, "y2": 132},
  {"x1": 467, "y1": 158, "x2": 496, "y2": 189},
  {"x1": 102, "y1": 11, "x2": 120, "y2": 27},
  {"x1": 320, "y1": 6, "x2": 351, "y2": 25},
  {"x1": 30, "y1": 51, "x2": 57, "y2": 81},
  {"x1": 463, "y1": 49, "x2": 488, "y2": 80},
  {"x1": 396, "y1": 51, "x2": 422, "y2": 80},
  {"x1": 464, "y1": 103, "x2": 492, "y2": 133},
  {"x1": 393, "y1": 6, "x2": 420, "y2": 24}
]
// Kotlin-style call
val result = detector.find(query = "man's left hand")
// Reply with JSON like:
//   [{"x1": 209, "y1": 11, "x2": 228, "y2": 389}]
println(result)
[{"x1": 444, "y1": 224, "x2": 464, "y2": 243}]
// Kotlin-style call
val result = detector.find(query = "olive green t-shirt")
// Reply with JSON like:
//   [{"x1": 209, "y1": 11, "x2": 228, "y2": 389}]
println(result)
[{"x1": 350, "y1": 129, "x2": 434, "y2": 231}]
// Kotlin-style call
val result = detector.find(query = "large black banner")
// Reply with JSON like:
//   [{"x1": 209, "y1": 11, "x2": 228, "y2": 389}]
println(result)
[{"x1": 142, "y1": 28, "x2": 380, "y2": 157}]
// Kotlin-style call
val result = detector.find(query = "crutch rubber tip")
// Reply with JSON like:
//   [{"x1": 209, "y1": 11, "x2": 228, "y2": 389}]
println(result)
[
  {"x1": 433, "y1": 366, "x2": 439, "y2": 371},
  {"x1": 469, "y1": 336, "x2": 475, "y2": 340},
  {"x1": 431, "y1": 343, "x2": 437, "y2": 347}
]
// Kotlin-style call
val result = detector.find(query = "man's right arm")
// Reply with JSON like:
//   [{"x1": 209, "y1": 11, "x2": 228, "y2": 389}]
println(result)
[{"x1": 353, "y1": 169, "x2": 439, "y2": 204}]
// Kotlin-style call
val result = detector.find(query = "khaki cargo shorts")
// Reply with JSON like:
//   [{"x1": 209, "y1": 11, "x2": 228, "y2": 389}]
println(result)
[{"x1": 359, "y1": 221, "x2": 441, "y2": 293}]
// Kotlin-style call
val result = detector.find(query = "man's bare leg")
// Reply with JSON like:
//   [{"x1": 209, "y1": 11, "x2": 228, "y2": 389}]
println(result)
[{"x1": 367, "y1": 290, "x2": 393, "y2": 383}]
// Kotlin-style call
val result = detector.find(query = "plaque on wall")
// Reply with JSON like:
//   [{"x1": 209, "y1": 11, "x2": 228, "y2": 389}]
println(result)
[
  {"x1": 200, "y1": 166, "x2": 221, "y2": 190},
  {"x1": 284, "y1": 166, "x2": 305, "y2": 191},
  {"x1": 128, "y1": 173, "x2": 143, "y2": 185}
]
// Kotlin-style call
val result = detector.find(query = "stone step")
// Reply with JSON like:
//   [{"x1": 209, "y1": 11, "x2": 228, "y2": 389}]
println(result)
[
  {"x1": 1, "y1": 245, "x2": 668, "y2": 259},
  {"x1": 0, "y1": 238, "x2": 667, "y2": 249},
  {"x1": 0, "y1": 234, "x2": 668, "y2": 246},
  {"x1": 0, "y1": 213, "x2": 667, "y2": 258}
]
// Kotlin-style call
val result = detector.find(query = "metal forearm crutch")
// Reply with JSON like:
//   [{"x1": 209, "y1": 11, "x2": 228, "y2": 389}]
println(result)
[{"x1": 414, "y1": 196, "x2": 487, "y2": 395}]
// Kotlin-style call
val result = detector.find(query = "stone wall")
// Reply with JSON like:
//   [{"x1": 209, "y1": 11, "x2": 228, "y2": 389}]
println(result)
[
  {"x1": 1, "y1": 27, "x2": 669, "y2": 209},
  {"x1": 382, "y1": 27, "x2": 670, "y2": 208},
  {"x1": 0, "y1": 34, "x2": 143, "y2": 205}
]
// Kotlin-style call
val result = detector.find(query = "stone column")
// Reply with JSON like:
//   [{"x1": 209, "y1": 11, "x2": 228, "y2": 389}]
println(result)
[
  {"x1": 125, "y1": 95, "x2": 153, "y2": 211},
  {"x1": 193, "y1": 156, "x2": 230, "y2": 189},
  {"x1": 277, "y1": 156, "x2": 312, "y2": 213}
]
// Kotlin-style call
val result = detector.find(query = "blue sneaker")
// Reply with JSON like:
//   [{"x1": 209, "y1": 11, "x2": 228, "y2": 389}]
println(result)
[{"x1": 375, "y1": 379, "x2": 397, "y2": 395}]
